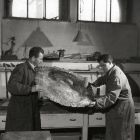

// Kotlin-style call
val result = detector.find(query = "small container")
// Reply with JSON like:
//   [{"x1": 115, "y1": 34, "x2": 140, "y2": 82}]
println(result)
[{"x1": 96, "y1": 88, "x2": 100, "y2": 96}]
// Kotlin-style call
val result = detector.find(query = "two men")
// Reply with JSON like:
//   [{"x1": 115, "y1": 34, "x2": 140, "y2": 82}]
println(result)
[
  {"x1": 6, "y1": 46, "x2": 44, "y2": 131},
  {"x1": 6, "y1": 49, "x2": 135, "y2": 140}
]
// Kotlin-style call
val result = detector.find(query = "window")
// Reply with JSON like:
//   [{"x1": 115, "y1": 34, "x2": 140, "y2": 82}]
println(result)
[
  {"x1": 12, "y1": 0, "x2": 27, "y2": 18},
  {"x1": 78, "y1": 0, "x2": 125, "y2": 23},
  {"x1": 45, "y1": 0, "x2": 59, "y2": 19},
  {"x1": 7, "y1": 0, "x2": 59, "y2": 19}
]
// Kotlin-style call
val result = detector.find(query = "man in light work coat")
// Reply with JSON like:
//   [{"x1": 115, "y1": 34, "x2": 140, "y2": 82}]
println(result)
[
  {"x1": 5, "y1": 46, "x2": 44, "y2": 131},
  {"x1": 88, "y1": 54, "x2": 135, "y2": 140}
]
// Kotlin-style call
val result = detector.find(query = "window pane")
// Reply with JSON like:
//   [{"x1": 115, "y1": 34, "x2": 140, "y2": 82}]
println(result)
[
  {"x1": 79, "y1": 0, "x2": 94, "y2": 21},
  {"x1": 111, "y1": 0, "x2": 120, "y2": 22},
  {"x1": 12, "y1": 0, "x2": 27, "y2": 17},
  {"x1": 28, "y1": 0, "x2": 43, "y2": 18},
  {"x1": 95, "y1": 0, "x2": 107, "y2": 22},
  {"x1": 46, "y1": 0, "x2": 59, "y2": 19},
  {"x1": 106, "y1": 0, "x2": 111, "y2": 22},
  {"x1": 78, "y1": 0, "x2": 121, "y2": 23}
]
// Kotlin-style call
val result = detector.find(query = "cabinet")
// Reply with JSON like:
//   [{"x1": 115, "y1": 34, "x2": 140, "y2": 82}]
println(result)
[
  {"x1": 41, "y1": 114, "x2": 83, "y2": 129},
  {"x1": 89, "y1": 113, "x2": 105, "y2": 127},
  {"x1": 0, "y1": 115, "x2": 6, "y2": 130},
  {"x1": 135, "y1": 113, "x2": 140, "y2": 124},
  {"x1": 1, "y1": 112, "x2": 140, "y2": 130}
]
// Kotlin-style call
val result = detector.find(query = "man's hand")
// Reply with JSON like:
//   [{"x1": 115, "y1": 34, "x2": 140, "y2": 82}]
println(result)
[
  {"x1": 88, "y1": 101, "x2": 96, "y2": 107},
  {"x1": 86, "y1": 82, "x2": 92, "y2": 89},
  {"x1": 31, "y1": 85, "x2": 43, "y2": 92}
]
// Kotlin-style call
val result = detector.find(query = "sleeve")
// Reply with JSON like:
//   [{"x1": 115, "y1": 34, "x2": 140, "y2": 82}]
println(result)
[
  {"x1": 92, "y1": 75, "x2": 106, "y2": 87},
  {"x1": 7, "y1": 64, "x2": 32, "y2": 95},
  {"x1": 94, "y1": 74, "x2": 122, "y2": 109}
]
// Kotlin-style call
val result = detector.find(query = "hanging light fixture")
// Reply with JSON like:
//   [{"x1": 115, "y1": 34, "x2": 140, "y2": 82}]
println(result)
[
  {"x1": 23, "y1": 27, "x2": 53, "y2": 47},
  {"x1": 73, "y1": 30, "x2": 93, "y2": 45},
  {"x1": 73, "y1": 0, "x2": 92, "y2": 45},
  {"x1": 22, "y1": 21, "x2": 53, "y2": 58}
]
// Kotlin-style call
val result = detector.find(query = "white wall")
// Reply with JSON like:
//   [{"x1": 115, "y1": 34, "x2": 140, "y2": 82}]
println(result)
[
  {"x1": 131, "y1": 0, "x2": 140, "y2": 57},
  {"x1": 1, "y1": 19, "x2": 137, "y2": 60},
  {"x1": 0, "y1": 0, "x2": 140, "y2": 60}
]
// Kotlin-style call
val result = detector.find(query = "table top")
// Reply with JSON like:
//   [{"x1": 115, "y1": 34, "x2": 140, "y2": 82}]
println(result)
[{"x1": 0, "y1": 99, "x2": 140, "y2": 115}]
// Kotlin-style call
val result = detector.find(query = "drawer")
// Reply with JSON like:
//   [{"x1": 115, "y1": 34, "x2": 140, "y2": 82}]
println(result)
[
  {"x1": 135, "y1": 113, "x2": 140, "y2": 124},
  {"x1": 0, "y1": 115, "x2": 6, "y2": 130},
  {"x1": 89, "y1": 113, "x2": 105, "y2": 127},
  {"x1": 41, "y1": 114, "x2": 83, "y2": 128}
]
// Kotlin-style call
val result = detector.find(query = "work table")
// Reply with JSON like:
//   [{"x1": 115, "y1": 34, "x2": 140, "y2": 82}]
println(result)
[
  {"x1": 0, "y1": 99, "x2": 92, "y2": 140},
  {"x1": 0, "y1": 99, "x2": 140, "y2": 114},
  {"x1": 0, "y1": 99, "x2": 140, "y2": 140}
]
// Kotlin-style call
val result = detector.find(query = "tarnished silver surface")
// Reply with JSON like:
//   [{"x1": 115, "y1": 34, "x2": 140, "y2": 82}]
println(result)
[{"x1": 36, "y1": 66, "x2": 93, "y2": 107}]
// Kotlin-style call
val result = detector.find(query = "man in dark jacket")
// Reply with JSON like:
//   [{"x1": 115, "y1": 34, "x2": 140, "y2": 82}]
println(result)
[
  {"x1": 88, "y1": 54, "x2": 135, "y2": 140},
  {"x1": 5, "y1": 46, "x2": 44, "y2": 131}
]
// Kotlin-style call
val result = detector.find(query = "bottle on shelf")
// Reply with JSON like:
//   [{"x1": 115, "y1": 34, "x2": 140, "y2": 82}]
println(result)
[{"x1": 96, "y1": 87, "x2": 100, "y2": 97}]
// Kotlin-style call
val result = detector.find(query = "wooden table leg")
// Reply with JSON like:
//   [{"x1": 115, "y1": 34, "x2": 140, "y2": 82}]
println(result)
[{"x1": 82, "y1": 114, "x2": 88, "y2": 140}]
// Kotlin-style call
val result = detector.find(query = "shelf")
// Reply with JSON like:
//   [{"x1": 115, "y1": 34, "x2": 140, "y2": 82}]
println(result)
[
  {"x1": 125, "y1": 71, "x2": 140, "y2": 74},
  {"x1": 71, "y1": 70, "x2": 102, "y2": 74},
  {"x1": 0, "y1": 68, "x2": 13, "y2": 72},
  {"x1": 0, "y1": 67, "x2": 140, "y2": 75}
]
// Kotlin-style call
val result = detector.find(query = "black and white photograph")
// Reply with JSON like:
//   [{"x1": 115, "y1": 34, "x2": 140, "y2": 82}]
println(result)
[{"x1": 0, "y1": 0, "x2": 140, "y2": 140}]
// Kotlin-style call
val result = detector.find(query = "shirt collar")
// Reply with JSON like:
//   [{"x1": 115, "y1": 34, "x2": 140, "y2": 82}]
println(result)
[
  {"x1": 106, "y1": 64, "x2": 115, "y2": 76},
  {"x1": 28, "y1": 61, "x2": 36, "y2": 71}
]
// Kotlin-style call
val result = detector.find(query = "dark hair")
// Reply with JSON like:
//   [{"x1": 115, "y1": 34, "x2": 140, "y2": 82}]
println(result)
[
  {"x1": 29, "y1": 46, "x2": 44, "y2": 58},
  {"x1": 97, "y1": 54, "x2": 113, "y2": 63}
]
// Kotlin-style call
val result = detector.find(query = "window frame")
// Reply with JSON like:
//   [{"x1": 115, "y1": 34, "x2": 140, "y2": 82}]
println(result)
[
  {"x1": 77, "y1": 0, "x2": 126, "y2": 23},
  {"x1": 4, "y1": 0, "x2": 70, "y2": 21}
]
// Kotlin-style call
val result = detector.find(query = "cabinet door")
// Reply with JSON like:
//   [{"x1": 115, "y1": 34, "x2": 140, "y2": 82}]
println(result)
[
  {"x1": 135, "y1": 113, "x2": 140, "y2": 124},
  {"x1": 89, "y1": 113, "x2": 105, "y2": 127},
  {"x1": 0, "y1": 71, "x2": 11, "y2": 98},
  {"x1": 0, "y1": 72, "x2": 7, "y2": 98},
  {"x1": 0, "y1": 115, "x2": 6, "y2": 130},
  {"x1": 41, "y1": 114, "x2": 83, "y2": 129}
]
